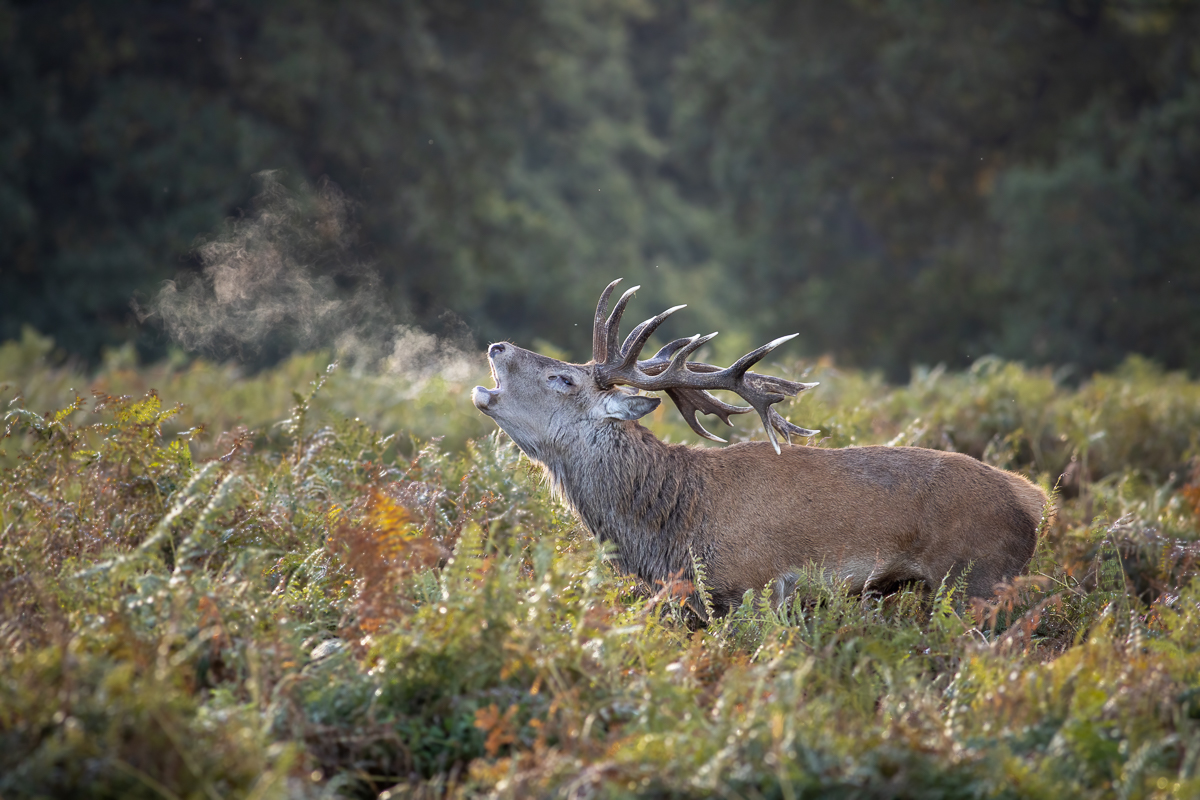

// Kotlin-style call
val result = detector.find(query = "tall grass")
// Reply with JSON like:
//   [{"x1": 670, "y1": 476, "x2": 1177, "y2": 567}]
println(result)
[{"x1": 3, "y1": 333, "x2": 1200, "y2": 798}]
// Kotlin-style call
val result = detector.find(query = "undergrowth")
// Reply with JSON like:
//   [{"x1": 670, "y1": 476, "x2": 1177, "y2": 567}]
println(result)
[{"x1": 2, "y1": 339, "x2": 1200, "y2": 798}]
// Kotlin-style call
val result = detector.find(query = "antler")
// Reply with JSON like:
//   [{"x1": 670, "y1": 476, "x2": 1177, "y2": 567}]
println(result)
[{"x1": 592, "y1": 279, "x2": 819, "y2": 454}]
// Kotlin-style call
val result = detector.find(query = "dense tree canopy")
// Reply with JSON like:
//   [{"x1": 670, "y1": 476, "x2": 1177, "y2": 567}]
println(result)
[
  {"x1": 1, "y1": 0, "x2": 1197, "y2": 377},
  {"x1": 671, "y1": 0, "x2": 1200, "y2": 376}
]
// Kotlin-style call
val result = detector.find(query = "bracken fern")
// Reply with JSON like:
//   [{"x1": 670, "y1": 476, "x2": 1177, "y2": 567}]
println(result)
[{"x1": 2, "y1": 352, "x2": 1200, "y2": 798}]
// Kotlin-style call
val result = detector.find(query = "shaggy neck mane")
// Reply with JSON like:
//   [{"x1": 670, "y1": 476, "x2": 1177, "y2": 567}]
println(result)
[{"x1": 537, "y1": 420, "x2": 703, "y2": 588}]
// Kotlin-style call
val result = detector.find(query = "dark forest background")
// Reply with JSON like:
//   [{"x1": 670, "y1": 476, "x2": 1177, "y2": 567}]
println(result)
[{"x1": 2, "y1": 0, "x2": 1198, "y2": 380}]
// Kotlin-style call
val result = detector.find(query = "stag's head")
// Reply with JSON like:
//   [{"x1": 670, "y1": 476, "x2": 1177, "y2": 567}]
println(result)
[{"x1": 472, "y1": 280, "x2": 818, "y2": 458}]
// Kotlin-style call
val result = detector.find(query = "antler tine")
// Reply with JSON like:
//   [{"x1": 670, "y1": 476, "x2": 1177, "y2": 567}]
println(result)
[
  {"x1": 665, "y1": 387, "x2": 749, "y2": 443},
  {"x1": 747, "y1": 391, "x2": 793, "y2": 454},
  {"x1": 619, "y1": 320, "x2": 649, "y2": 358},
  {"x1": 593, "y1": 279, "x2": 623, "y2": 362},
  {"x1": 617, "y1": 306, "x2": 687, "y2": 368},
  {"x1": 726, "y1": 334, "x2": 800, "y2": 380},
  {"x1": 635, "y1": 337, "x2": 702, "y2": 370},
  {"x1": 657, "y1": 332, "x2": 720, "y2": 382},
  {"x1": 664, "y1": 387, "x2": 729, "y2": 442},
  {"x1": 769, "y1": 408, "x2": 820, "y2": 440},
  {"x1": 602, "y1": 285, "x2": 641, "y2": 366}
]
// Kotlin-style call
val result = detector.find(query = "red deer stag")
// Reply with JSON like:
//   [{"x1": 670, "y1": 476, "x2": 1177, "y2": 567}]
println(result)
[{"x1": 472, "y1": 280, "x2": 1049, "y2": 615}]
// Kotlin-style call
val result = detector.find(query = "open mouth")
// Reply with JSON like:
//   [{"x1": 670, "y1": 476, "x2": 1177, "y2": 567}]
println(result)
[{"x1": 472, "y1": 355, "x2": 503, "y2": 412}]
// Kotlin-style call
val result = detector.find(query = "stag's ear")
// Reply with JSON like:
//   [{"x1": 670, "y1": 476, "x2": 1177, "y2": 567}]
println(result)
[{"x1": 599, "y1": 392, "x2": 660, "y2": 421}]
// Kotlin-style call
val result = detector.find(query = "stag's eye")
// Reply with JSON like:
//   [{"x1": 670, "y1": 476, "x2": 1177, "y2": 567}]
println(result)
[{"x1": 548, "y1": 374, "x2": 575, "y2": 390}]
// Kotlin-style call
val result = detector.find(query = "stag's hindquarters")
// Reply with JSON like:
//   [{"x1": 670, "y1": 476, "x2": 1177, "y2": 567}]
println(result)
[{"x1": 699, "y1": 444, "x2": 1048, "y2": 603}]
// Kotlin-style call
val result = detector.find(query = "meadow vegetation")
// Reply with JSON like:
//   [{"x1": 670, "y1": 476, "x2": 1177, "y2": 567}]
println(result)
[{"x1": 3, "y1": 332, "x2": 1200, "y2": 798}]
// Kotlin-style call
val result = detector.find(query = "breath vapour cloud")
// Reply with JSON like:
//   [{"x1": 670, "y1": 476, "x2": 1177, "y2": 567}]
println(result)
[{"x1": 139, "y1": 171, "x2": 475, "y2": 381}]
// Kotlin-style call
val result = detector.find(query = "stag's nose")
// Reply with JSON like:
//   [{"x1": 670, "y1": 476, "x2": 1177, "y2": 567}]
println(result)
[{"x1": 488, "y1": 343, "x2": 506, "y2": 358}]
